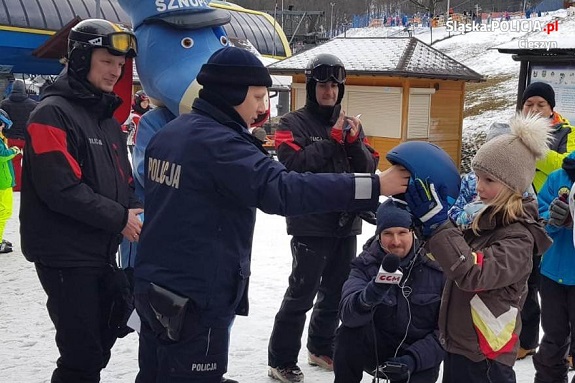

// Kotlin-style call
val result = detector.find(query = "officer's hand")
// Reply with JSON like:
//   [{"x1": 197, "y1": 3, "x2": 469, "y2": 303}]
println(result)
[{"x1": 378, "y1": 165, "x2": 409, "y2": 196}]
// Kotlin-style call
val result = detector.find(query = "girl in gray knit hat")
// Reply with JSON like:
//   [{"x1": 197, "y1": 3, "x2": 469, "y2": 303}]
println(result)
[
  {"x1": 448, "y1": 122, "x2": 512, "y2": 231},
  {"x1": 404, "y1": 113, "x2": 554, "y2": 382}
]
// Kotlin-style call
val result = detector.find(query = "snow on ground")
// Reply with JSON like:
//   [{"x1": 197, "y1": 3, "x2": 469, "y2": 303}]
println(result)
[
  {"x1": 1, "y1": 193, "x2": 574, "y2": 382},
  {"x1": 2, "y1": 9, "x2": 575, "y2": 383}
]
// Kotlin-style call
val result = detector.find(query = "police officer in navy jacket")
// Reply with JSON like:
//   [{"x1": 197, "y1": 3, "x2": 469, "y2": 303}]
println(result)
[{"x1": 133, "y1": 47, "x2": 410, "y2": 382}]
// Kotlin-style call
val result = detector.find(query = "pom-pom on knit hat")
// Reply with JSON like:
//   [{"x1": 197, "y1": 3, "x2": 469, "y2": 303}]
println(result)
[
  {"x1": 472, "y1": 113, "x2": 553, "y2": 194},
  {"x1": 197, "y1": 46, "x2": 272, "y2": 106}
]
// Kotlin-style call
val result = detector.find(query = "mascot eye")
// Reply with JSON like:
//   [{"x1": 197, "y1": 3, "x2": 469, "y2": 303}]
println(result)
[
  {"x1": 220, "y1": 36, "x2": 228, "y2": 46},
  {"x1": 181, "y1": 37, "x2": 194, "y2": 49}
]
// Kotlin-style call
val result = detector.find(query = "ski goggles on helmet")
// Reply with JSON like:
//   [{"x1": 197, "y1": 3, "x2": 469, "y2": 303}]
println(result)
[
  {"x1": 306, "y1": 64, "x2": 346, "y2": 84},
  {"x1": 70, "y1": 31, "x2": 138, "y2": 57},
  {"x1": 106, "y1": 32, "x2": 137, "y2": 56}
]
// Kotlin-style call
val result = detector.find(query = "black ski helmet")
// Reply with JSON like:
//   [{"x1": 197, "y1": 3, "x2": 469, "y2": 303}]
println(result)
[
  {"x1": 68, "y1": 19, "x2": 137, "y2": 80},
  {"x1": 386, "y1": 141, "x2": 461, "y2": 208},
  {"x1": 0, "y1": 109, "x2": 13, "y2": 130},
  {"x1": 305, "y1": 53, "x2": 346, "y2": 105}
]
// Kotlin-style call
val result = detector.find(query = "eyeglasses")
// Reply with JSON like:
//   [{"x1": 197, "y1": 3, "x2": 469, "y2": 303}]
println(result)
[{"x1": 306, "y1": 65, "x2": 346, "y2": 84}]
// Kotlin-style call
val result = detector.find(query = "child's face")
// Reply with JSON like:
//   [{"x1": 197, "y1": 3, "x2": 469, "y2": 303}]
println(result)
[
  {"x1": 0, "y1": 122, "x2": 4, "y2": 131},
  {"x1": 475, "y1": 170, "x2": 505, "y2": 203}
]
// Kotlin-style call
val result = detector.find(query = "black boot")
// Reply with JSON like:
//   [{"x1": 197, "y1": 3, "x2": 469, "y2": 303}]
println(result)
[{"x1": 222, "y1": 378, "x2": 239, "y2": 383}]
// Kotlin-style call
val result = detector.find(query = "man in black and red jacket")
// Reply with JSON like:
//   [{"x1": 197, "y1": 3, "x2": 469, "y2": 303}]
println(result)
[
  {"x1": 268, "y1": 53, "x2": 379, "y2": 383},
  {"x1": 20, "y1": 19, "x2": 142, "y2": 383}
]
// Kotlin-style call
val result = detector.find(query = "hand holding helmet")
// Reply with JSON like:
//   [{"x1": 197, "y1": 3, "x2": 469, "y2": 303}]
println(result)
[
  {"x1": 385, "y1": 141, "x2": 460, "y2": 237},
  {"x1": 377, "y1": 166, "x2": 410, "y2": 197}
]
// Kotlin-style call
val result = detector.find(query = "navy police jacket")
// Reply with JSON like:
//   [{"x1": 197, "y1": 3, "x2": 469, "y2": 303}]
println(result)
[
  {"x1": 339, "y1": 236, "x2": 446, "y2": 372},
  {"x1": 135, "y1": 97, "x2": 382, "y2": 328}
]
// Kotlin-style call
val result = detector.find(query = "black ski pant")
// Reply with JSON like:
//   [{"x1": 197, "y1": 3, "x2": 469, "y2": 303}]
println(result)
[
  {"x1": 519, "y1": 255, "x2": 541, "y2": 350},
  {"x1": 533, "y1": 275, "x2": 575, "y2": 383},
  {"x1": 333, "y1": 324, "x2": 440, "y2": 383},
  {"x1": 35, "y1": 263, "x2": 117, "y2": 383},
  {"x1": 442, "y1": 352, "x2": 515, "y2": 383},
  {"x1": 268, "y1": 236, "x2": 356, "y2": 368}
]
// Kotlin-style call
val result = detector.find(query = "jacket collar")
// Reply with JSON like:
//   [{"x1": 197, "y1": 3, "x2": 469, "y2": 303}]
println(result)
[
  {"x1": 42, "y1": 72, "x2": 122, "y2": 119},
  {"x1": 191, "y1": 97, "x2": 268, "y2": 155}
]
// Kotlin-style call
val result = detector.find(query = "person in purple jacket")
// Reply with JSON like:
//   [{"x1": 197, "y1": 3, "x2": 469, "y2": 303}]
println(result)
[{"x1": 134, "y1": 46, "x2": 410, "y2": 383}]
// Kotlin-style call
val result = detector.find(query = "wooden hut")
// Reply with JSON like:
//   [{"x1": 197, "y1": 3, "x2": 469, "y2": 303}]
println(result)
[{"x1": 267, "y1": 37, "x2": 485, "y2": 170}]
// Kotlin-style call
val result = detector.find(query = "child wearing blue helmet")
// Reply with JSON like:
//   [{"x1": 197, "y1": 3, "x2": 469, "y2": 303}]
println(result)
[
  {"x1": 0, "y1": 109, "x2": 20, "y2": 253},
  {"x1": 402, "y1": 113, "x2": 553, "y2": 382}
]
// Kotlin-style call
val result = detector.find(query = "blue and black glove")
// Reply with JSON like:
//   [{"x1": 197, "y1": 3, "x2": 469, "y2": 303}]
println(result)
[
  {"x1": 374, "y1": 354, "x2": 415, "y2": 381},
  {"x1": 405, "y1": 178, "x2": 448, "y2": 239}
]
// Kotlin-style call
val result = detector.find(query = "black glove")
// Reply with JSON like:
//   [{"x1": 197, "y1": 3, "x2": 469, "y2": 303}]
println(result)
[
  {"x1": 548, "y1": 197, "x2": 572, "y2": 227},
  {"x1": 405, "y1": 178, "x2": 448, "y2": 238},
  {"x1": 374, "y1": 355, "x2": 415, "y2": 381},
  {"x1": 359, "y1": 279, "x2": 388, "y2": 308}
]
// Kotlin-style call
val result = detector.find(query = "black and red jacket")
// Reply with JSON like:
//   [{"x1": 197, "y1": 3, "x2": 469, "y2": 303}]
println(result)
[
  {"x1": 20, "y1": 73, "x2": 142, "y2": 267},
  {"x1": 275, "y1": 103, "x2": 379, "y2": 237}
]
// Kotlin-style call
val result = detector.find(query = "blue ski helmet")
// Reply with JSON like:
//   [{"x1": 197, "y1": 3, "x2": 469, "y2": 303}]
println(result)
[{"x1": 386, "y1": 141, "x2": 460, "y2": 207}]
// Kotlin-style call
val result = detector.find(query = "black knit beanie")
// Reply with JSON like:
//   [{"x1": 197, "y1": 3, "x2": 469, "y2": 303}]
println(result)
[
  {"x1": 521, "y1": 82, "x2": 555, "y2": 109},
  {"x1": 197, "y1": 46, "x2": 272, "y2": 106}
]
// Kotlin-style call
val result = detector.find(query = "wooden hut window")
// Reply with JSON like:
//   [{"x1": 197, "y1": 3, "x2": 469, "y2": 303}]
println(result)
[
  {"x1": 407, "y1": 88, "x2": 435, "y2": 139},
  {"x1": 344, "y1": 86, "x2": 402, "y2": 139},
  {"x1": 290, "y1": 84, "x2": 403, "y2": 139}
]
